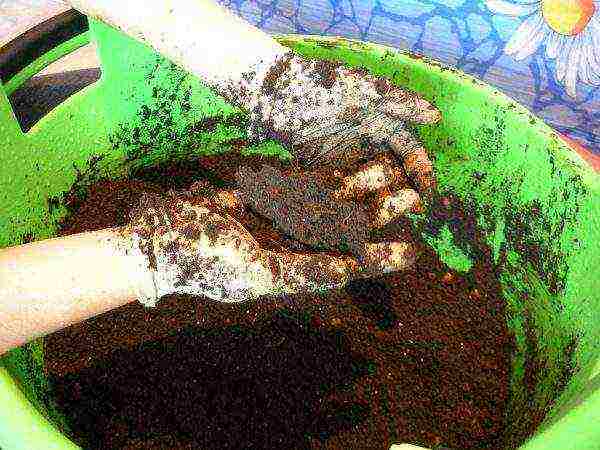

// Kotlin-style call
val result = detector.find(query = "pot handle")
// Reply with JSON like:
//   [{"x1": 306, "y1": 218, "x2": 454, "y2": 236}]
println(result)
[
  {"x1": 0, "y1": 9, "x2": 88, "y2": 89},
  {"x1": 0, "y1": 8, "x2": 90, "y2": 134}
]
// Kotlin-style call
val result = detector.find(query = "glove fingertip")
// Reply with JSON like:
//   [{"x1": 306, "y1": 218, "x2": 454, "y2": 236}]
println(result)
[{"x1": 381, "y1": 92, "x2": 442, "y2": 125}]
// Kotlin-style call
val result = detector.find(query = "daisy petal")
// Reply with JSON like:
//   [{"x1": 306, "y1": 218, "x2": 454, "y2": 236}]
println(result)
[
  {"x1": 555, "y1": 37, "x2": 574, "y2": 83},
  {"x1": 486, "y1": 0, "x2": 539, "y2": 16},
  {"x1": 582, "y1": 32, "x2": 600, "y2": 85},
  {"x1": 589, "y1": 16, "x2": 600, "y2": 81},
  {"x1": 545, "y1": 32, "x2": 562, "y2": 59},
  {"x1": 579, "y1": 27, "x2": 597, "y2": 84},
  {"x1": 590, "y1": 51, "x2": 600, "y2": 85},
  {"x1": 505, "y1": 12, "x2": 545, "y2": 60},
  {"x1": 579, "y1": 33, "x2": 591, "y2": 85},
  {"x1": 514, "y1": 20, "x2": 549, "y2": 60},
  {"x1": 564, "y1": 38, "x2": 581, "y2": 97},
  {"x1": 591, "y1": 15, "x2": 600, "y2": 48},
  {"x1": 579, "y1": 36, "x2": 592, "y2": 84},
  {"x1": 591, "y1": 49, "x2": 600, "y2": 85}
]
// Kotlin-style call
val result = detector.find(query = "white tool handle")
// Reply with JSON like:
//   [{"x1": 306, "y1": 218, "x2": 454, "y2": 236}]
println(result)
[
  {"x1": 0, "y1": 228, "x2": 153, "y2": 355},
  {"x1": 69, "y1": 0, "x2": 289, "y2": 88}
]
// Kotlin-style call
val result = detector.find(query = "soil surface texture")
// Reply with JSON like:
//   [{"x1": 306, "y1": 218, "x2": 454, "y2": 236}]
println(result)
[{"x1": 44, "y1": 151, "x2": 512, "y2": 450}]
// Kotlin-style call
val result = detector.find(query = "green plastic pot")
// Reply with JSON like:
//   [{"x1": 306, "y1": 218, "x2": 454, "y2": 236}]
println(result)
[{"x1": 0, "y1": 12, "x2": 599, "y2": 450}]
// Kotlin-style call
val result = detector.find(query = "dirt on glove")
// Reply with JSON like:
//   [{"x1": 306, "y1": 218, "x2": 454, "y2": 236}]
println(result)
[
  {"x1": 236, "y1": 163, "x2": 371, "y2": 255},
  {"x1": 44, "y1": 151, "x2": 516, "y2": 450}
]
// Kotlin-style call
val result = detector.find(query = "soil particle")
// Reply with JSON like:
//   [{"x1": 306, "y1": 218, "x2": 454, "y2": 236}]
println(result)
[
  {"x1": 180, "y1": 222, "x2": 203, "y2": 241},
  {"x1": 264, "y1": 126, "x2": 295, "y2": 148},
  {"x1": 44, "y1": 152, "x2": 512, "y2": 450},
  {"x1": 373, "y1": 77, "x2": 393, "y2": 96},
  {"x1": 312, "y1": 60, "x2": 343, "y2": 89},
  {"x1": 56, "y1": 180, "x2": 164, "y2": 235},
  {"x1": 261, "y1": 53, "x2": 295, "y2": 96},
  {"x1": 347, "y1": 66, "x2": 370, "y2": 79}
]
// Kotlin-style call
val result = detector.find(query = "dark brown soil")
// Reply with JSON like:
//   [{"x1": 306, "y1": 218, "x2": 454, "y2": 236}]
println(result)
[
  {"x1": 236, "y1": 164, "x2": 371, "y2": 255},
  {"x1": 44, "y1": 152, "x2": 512, "y2": 450}
]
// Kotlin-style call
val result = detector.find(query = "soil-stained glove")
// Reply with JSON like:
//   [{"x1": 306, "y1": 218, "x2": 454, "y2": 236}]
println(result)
[
  {"x1": 219, "y1": 51, "x2": 441, "y2": 196},
  {"x1": 126, "y1": 159, "x2": 423, "y2": 308},
  {"x1": 126, "y1": 189, "x2": 361, "y2": 307}
]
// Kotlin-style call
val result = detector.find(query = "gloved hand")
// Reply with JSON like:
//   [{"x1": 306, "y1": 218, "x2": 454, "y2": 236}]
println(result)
[
  {"x1": 126, "y1": 168, "x2": 418, "y2": 307},
  {"x1": 126, "y1": 188, "x2": 350, "y2": 306},
  {"x1": 236, "y1": 152, "x2": 422, "y2": 260},
  {"x1": 219, "y1": 50, "x2": 441, "y2": 196}
]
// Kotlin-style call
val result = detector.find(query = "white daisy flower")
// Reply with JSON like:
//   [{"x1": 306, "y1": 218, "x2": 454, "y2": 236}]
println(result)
[{"x1": 486, "y1": 0, "x2": 600, "y2": 97}]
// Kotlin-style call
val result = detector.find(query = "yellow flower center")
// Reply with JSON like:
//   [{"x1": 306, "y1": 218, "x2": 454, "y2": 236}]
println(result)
[{"x1": 541, "y1": 0, "x2": 595, "y2": 35}]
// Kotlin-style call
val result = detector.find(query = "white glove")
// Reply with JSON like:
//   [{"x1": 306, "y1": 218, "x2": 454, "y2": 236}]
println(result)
[{"x1": 218, "y1": 51, "x2": 441, "y2": 195}]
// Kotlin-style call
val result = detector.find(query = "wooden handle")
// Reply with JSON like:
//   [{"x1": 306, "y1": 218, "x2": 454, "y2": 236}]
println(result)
[{"x1": 0, "y1": 228, "x2": 154, "y2": 355}]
